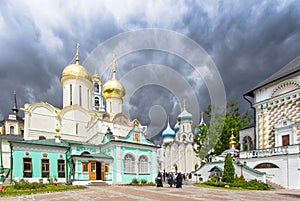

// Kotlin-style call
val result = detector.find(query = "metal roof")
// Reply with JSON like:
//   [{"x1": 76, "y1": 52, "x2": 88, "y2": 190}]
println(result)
[{"x1": 244, "y1": 55, "x2": 300, "y2": 97}]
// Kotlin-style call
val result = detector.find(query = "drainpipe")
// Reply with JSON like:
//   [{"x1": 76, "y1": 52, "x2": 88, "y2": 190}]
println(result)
[
  {"x1": 243, "y1": 94, "x2": 256, "y2": 149},
  {"x1": 65, "y1": 148, "x2": 69, "y2": 184}
]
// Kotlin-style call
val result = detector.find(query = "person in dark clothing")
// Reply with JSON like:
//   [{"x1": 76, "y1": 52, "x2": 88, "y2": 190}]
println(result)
[
  {"x1": 176, "y1": 172, "x2": 182, "y2": 188},
  {"x1": 156, "y1": 172, "x2": 163, "y2": 187},
  {"x1": 168, "y1": 173, "x2": 174, "y2": 187}
]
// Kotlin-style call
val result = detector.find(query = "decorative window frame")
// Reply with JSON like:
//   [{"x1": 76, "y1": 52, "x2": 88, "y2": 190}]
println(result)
[
  {"x1": 138, "y1": 155, "x2": 149, "y2": 174},
  {"x1": 123, "y1": 153, "x2": 136, "y2": 174},
  {"x1": 41, "y1": 159, "x2": 50, "y2": 178},
  {"x1": 23, "y1": 158, "x2": 32, "y2": 178},
  {"x1": 274, "y1": 116, "x2": 297, "y2": 147},
  {"x1": 57, "y1": 160, "x2": 65, "y2": 178}
]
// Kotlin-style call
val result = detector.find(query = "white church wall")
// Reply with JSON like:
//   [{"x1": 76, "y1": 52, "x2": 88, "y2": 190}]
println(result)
[
  {"x1": 242, "y1": 153, "x2": 300, "y2": 189},
  {"x1": 253, "y1": 74, "x2": 300, "y2": 103},
  {"x1": 62, "y1": 79, "x2": 92, "y2": 111}
]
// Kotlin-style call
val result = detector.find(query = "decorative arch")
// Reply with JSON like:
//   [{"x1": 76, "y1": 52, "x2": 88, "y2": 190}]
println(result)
[
  {"x1": 59, "y1": 104, "x2": 90, "y2": 118},
  {"x1": 242, "y1": 136, "x2": 253, "y2": 151},
  {"x1": 272, "y1": 81, "x2": 300, "y2": 97},
  {"x1": 80, "y1": 151, "x2": 91, "y2": 155},
  {"x1": 28, "y1": 102, "x2": 57, "y2": 116},
  {"x1": 113, "y1": 112, "x2": 132, "y2": 126},
  {"x1": 254, "y1": 162, "x2": 279, "y2": 169}
]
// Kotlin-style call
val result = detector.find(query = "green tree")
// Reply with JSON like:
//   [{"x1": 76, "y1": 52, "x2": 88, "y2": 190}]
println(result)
[
  {"x1": 193, "y1": 121, "x2": 209, "y2": 157},
  {"x1": 222, "y1": 154, "x2": 235, "y2": 183},
  {"x1": 214, "y1": 101, "x2": 250, "y2": 155},
  {"x1": 194, "y1": 101, "x2": 250, "y2": 158}
]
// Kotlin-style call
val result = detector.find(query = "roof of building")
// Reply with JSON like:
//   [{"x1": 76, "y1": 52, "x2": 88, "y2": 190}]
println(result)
[
  {"x1": 240, "y1": 122, "x2": 255, "y2": 130},
  {"x1": 3, "y1": 113, "x2": 24, "y2": 123},
  {"x1": 9, "y1": 139, "x2": 70, "y2": 148},
  {"x1": 0, "y1": 134, "x2": 23, "y2": 140},
  {"x1": 244, "y1": 55, "x2": 300, "y2": 97},
  {"x1": 73, "y1": 153, "x2": 113, "y2": 159}
]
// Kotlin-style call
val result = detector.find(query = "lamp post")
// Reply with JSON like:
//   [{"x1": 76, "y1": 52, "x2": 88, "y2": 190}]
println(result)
[
  {"x1": 241, "y1": 161, "x2": 247, "y2": 177},
  {"x1": 0, "y1": 135, "x2": 4, "y2": 181}
]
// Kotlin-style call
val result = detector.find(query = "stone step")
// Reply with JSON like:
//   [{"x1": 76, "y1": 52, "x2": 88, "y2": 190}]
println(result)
[
  {"x1": 266, "y1": 179, "x2": 284, "y2": 189},
  {"x1": 87, "y1": 181, "x2": 109, "y2": 186}
]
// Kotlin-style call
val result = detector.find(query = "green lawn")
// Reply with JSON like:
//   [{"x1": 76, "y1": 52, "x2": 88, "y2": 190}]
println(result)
[{"x1": 0, "y1": 183, "x2": 86, "y2": 196}]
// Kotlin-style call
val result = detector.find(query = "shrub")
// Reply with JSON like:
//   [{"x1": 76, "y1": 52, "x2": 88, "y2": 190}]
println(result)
[
  {"x1": 140, "y1": 178, "x2": 147, "y2": 184},
  {"x1": 209, "y1": 176, "x2": 220, "y2": 182},
  {"x1": 131, "y1": 178, "x2": 139, "y2": 184},
  {"x1": 234, "y1": 175, "x2": 245, "y2": 182}
]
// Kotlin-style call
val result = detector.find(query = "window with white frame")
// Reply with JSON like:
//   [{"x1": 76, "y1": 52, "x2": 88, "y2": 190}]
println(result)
[
  {"x1": 138, "y1": 155, "x2": 149, "y2": 174},
  {"x1": 124, "y1": 154, "x2": 135, "y2": 173}
]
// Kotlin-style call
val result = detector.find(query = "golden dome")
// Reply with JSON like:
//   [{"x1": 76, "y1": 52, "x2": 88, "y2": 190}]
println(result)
[
  {"x1": 102, "y1": 77, "x2": 125, "y2": 99},
  {"x1": 61, "y1": 63, "x2": 91, "y2": 83},
  {"x1": 92, "y1": 73, "x2": 101, "y2": 82},
  {"x1": 61, "y1": 43, "x2": 91, "y2": 84}
]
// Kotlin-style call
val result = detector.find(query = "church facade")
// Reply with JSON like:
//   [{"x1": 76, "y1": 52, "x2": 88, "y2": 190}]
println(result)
[
  {"x1": 4, "y1": 46, "x2": 158, "y2": 185},
  {"x1": 161, "y1": 105, "x2": 201, "y2": 174},
  {"x1": 239, "y1": 55, "x2": 300, "y2": 189}
]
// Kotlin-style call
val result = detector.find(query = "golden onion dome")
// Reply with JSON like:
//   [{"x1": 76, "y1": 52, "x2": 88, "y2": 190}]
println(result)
[
  {"x1": 61, "y1": 64, "x2": 91, "y2": 83},
  {"x1": 61, "y1": 44, "x2": 91, "y2": 83},
  {"x1": 102, "y1": 77, "x2": 125, "y2": 99},
  {"x1": 229, "y1": 134, "x2": 236, "y2": 144}
]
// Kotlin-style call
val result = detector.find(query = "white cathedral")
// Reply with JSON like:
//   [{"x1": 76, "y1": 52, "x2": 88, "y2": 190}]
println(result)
[
  {"x1": 158, "y1": 103, "x2": 202, "y2": 174},
  {"x1": 23, "y1": 47, "x2": 134, "y2": 142}
]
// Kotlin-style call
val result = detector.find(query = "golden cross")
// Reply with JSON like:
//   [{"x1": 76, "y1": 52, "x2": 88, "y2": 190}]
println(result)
[
  {"x1": 183, "y1": 98, "x2": 186, "y2": 109},
  {"x1": 75, "y1": 43, "x2": 80, "y2": 64},
  {"x1": 112, "y1": 52, "x2": 117, "y2": 78},
  {"x1": 231, "y1": 128, "x2": 234, "y2": 135}
]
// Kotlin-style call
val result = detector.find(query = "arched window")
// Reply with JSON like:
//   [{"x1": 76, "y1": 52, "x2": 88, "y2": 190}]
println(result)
[
  {"x1": 138, "y1": 156, "x2": 149, "y2": 174},
  {"x1": 182, "y1": 135, "x2": 186, "y2": 142},
  {"x1": 183, "y1": 125, "x2": 185, "y2": 132},
  {"x1": 94, "y1": 83, "x2": 99, "y2": 93},
  {"x1": 254, "y1": 163, "x2": 279, "y2": 169},
  {"x1": 70, "y1": 84, "x2": 73, "y2": 105},
  {"x1": 10, "y1": 126, "x2": 14, "y2": 134},
  {"x1": 124, "y1": 154, "x2": 135, "y2": 173},
  {"x1": 95, "y1": 97, "x2": 99, "y2": 107},
  {"x1": 79, "y1": 85, "x2": 82, "y2": 106},
  {"x1": 76, "y1": 123, "x2": 79, "y2": 134},
  {"x1": 87, "y1": 89, "x2": 90, "y2": 108}
]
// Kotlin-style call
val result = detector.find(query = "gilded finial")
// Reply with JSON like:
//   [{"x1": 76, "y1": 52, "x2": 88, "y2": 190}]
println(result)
[
  {"x1": 112, "y1": 52, "x2": 117, "y2": 78},
  {"x1": 55, "y1": 124, "x2": 61, "y2": 137},
  {"x1": 229, "y1": 128, "x2": 236, "y2": 149},
  {"x1": 183, "y1": 99, "x2": 186, "y2": 110},
  {"x1": 75, "y1": 43, "x2": 80, "y2": 64}
]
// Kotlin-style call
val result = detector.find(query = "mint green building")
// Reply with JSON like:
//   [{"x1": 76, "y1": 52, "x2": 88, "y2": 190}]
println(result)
[{"x1": 9, "y1": 123, "x2": 158, "y2": 185}]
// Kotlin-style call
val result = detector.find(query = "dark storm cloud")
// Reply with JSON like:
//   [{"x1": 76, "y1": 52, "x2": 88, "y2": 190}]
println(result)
[
  {"x1": 1, "y1": 1, "x2": 300, "y2": 143},
  {"x1": 183, "y1": 0, "x2": 300, "y2": 116}
]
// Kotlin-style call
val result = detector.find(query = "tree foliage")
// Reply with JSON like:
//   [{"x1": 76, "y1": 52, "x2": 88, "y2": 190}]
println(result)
[
  {"x1": 222, "y1": 154, "x2": 235, "y2": 183},
  {"x1": 194, "y1": 101, "x2": 250, "y2": 158}
]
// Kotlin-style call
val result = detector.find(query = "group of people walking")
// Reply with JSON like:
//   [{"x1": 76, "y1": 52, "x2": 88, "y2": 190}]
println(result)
[{"x1": 157, "y1": 171, "x2": 190, "y2": 188}]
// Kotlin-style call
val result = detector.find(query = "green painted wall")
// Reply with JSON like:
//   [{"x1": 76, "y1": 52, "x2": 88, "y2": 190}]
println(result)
[{"x1": 13, "y1": 149, "x2": 66, "y2": 179}]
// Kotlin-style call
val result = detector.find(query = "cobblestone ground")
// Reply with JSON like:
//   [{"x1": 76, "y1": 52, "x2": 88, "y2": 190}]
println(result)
[{"x1": 1, "y1": 184, "x2": 300, "y2": 201}]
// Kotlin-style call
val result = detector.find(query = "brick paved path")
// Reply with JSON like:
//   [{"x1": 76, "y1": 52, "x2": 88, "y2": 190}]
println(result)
[{"x1": 1, "y1": 184, "x2": 300, "y2": 201}]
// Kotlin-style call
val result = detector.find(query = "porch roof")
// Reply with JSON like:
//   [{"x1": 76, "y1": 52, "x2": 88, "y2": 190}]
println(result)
[{"x1": 72, "y1": 152, "x2": 113, "y2": 159}]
